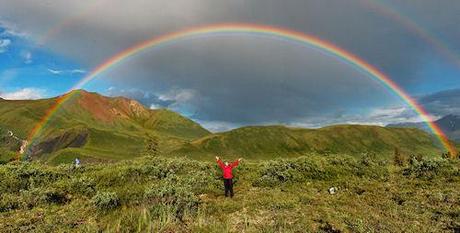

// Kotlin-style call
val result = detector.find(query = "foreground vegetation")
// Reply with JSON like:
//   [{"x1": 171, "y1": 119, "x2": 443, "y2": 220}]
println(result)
[{"x1": 0, "y1": 153, "x2": 459, "y2": 232}]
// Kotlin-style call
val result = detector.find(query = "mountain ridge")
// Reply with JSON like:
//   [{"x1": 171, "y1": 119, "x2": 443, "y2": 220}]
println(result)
[
  {"x1": 0, "y1": 90, "x2": 446, "y2": 163},
  {"x1": 387, "y1": 114, "x2": 460, "y2": 142}
]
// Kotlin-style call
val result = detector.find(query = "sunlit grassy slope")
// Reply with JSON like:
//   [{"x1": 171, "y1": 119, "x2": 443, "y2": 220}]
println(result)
[
  {"x1": 176, "y1": 125, "x2": 442, "y2": 160},
  {"x1": 0, "y1": 90, "x2": 446, "y2": 164}
]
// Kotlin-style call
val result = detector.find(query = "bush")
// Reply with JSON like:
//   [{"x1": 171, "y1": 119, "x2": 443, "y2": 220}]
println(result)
[
  {"x1": 252, "y1": 155, "x2": 389, "y2": 187},
  {"x1": 252, "y1": 157, "x2": 326, "y2": 187},
  {"x1": 144, "y1": 176, "x2": 200, "y2": 220},
  {"x1": 69, "y1": 176, "x2": 96, "y2": 196},
  {"x1": 40, "y1": 188, "x2": 69, "y2": 204},
  {"x1": 403, "y1": 158, "x2": 453, "y2": 179},
  {"x1": 0, "y1": 193, "x2": 20, "y2": 212},
  {"x1": 91, "y1": 191, "x2": 120, "y2": 210}
]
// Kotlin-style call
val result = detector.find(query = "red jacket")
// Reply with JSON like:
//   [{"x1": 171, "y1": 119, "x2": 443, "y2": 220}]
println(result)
[{"x1": 217, "y1": 159, "x2": 239, "y2": 179}]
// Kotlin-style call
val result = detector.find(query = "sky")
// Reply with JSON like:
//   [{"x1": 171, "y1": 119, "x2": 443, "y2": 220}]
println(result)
[{"x1": 0, "y1": 0, "x2": 459, "y2": 131}]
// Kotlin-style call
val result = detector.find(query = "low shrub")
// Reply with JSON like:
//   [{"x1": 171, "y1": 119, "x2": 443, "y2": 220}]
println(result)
[
  {"x1": 252, "y1": 157, "x2": 326, "y2": 187},
  {"x1": 69, "y1": 176, "x2": 96, "y2": 196},
  {"x1": 91, "y1": 191, "x2": 120, "y2": 210},
  {"x1": 144, "y1": 176, "x2": 200, "y2": 220},
  {"x1": 0, "y1": 193, "x2": 20, "y2": 212},
  {"x1": 40, "y1": 188, "x2": 69, "y2": 204},
  {"x1": 403, "y1": 158, "x2": 457, "y2": 179}
]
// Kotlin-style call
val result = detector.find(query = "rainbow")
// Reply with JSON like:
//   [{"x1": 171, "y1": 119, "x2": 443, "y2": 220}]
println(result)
[
  {"x1": 20, "y1": 92, "x2": 77, "y2": 159},
  {"x1": 37, "y1": 1, "x2": 105, "y2": 46},
  {"x1": 23, "y1": 23, "x2": 456, "y2": 158},
  {"x1": 361, "y1": 0, "x2": 460, "y2": 69}
]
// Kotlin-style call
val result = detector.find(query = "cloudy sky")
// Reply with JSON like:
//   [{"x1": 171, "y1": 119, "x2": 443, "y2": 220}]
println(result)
[{"x1": 0, "y1": 0, "x2": 459, "y2": 131}]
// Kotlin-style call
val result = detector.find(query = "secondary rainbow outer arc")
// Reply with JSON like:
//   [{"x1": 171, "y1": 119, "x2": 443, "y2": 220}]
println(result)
[
  {"x1": 361, "y1": 0, "x2": 460, "y2": 69},
  {"x1": 24, "y1": 23, "x2": 456, "y2": 156}
]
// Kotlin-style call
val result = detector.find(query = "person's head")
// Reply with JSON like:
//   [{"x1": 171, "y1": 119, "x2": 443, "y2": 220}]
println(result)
[{"x1": 224, "y1": 161, "x2": 229, "y2": 166}]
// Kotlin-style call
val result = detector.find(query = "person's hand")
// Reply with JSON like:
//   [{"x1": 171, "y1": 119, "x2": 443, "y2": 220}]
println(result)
[
  {"x1": 238, "y1": 158, "x2": 242, "y2": 162},
  {"x1": 215, "y1": 156, "x2": 220, "y2": 161}
]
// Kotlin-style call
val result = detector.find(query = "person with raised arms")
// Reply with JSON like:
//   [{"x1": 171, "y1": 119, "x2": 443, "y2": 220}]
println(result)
[{"x1": 215, "y1": 156, "x2": 242, "y2": 198}]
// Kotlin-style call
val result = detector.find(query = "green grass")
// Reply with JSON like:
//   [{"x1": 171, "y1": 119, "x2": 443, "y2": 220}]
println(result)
[
  {"x1": 0, "y1": 154, "x2": 458, "y2": 232},
  {"x1": 0, "y1": 148, "x2": 16, "y2": 164},
  {"x1": 175, "y1": 125, "x2": 443, "y2": 160}
]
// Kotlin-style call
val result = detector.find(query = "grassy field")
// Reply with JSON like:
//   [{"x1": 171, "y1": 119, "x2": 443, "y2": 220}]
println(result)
[{"x1": 1, "y1": 153, "x2": 459, "y2": 232}]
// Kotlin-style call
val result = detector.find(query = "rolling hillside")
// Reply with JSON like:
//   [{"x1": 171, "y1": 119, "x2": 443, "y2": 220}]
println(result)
[
  {"x1": 0, "y1": 90, "x2": 445, "y2": 163},
  {"x1": 174, "y1": 125, "x2": 442, "y2": 159}
]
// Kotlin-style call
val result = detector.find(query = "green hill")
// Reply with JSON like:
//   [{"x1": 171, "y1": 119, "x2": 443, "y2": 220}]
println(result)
[
  {"x1": 174, "y1": 125, "x2": 442, "y2": 159},
  {"x1": 0, "y1": 90, "x2": 445, "y2": 163},
  {"x1": 0, "y1": 90, "x2": 210, "y2": 163}
]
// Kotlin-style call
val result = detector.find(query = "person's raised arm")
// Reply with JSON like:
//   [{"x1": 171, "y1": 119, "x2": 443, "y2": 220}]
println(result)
[
  {"x1": 216, "y1": 156, "x2": 224, "y2": 169},
  {"x1": 231, "y1": 158, "x2": 242, "y2": 168}
]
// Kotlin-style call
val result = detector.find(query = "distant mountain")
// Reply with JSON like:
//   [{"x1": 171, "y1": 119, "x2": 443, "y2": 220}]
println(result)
[
  {"x1": 174, "y1": 125, "x2": 441, "y2": 159},
  {"x1": 387, "y1": 115, "x2": 460, "y2": 142},
  {"x1": 0, "y1": 90, "x2": 444, "y2": 163}
]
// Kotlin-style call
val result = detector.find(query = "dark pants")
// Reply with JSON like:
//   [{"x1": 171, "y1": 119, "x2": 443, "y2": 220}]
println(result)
[{"x1": 224, "y1": 178, "x2": 234, "y2": 197}]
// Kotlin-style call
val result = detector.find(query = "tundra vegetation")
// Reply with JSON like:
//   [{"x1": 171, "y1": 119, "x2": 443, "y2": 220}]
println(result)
[{"x1": 0, "y1": 153, "x2": 459, "y2": 232}]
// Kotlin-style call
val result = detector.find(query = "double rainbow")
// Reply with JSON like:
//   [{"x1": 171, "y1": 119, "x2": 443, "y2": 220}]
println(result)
[{"x1": 24, "y1": 23, "x2": 457, "y2": 157}]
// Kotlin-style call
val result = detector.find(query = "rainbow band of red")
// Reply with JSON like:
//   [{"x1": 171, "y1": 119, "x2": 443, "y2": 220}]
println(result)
[{"x1": 25, "y1": 23, "x2": 456, "y2": 156}]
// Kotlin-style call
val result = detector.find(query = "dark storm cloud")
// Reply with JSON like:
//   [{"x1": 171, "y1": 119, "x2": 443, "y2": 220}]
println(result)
[
  {"x1": 2, "y1": 0, "x2": 457, "y2": 80},
  {"x1": 419, "y1": 89, "x2": 460, "y2": 116},
  {"x1": 1, "y1": 0, "x2": 459, "y2": 127},
  {"x1": 104, "y1": 37, "x2": 392, "y2": 124}
]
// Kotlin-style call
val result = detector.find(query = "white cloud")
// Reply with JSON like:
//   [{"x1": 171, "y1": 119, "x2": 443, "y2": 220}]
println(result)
[
  {"x1": 158, "y1": 89, "x2": 195, "y2": 106},
  {"x1": 158, "y1": 89, "x2": 196, "y2": 103},
  {"x1": 367, "y1": 107, "x2": 426, "y2": 124},
  {"x1": 21, "y1": 51, "x2": 32, "y2": 64},
  {"x1": 71, "y1": 69, "x2": 86, "y2": 74},
  {"x1": 197, "y1": 120, "x2": 240, "y2": 132},
  {"x1": 287, "y1": 105, "x2": 426, "y2": 129},
  {"x1": 0, "y1": 88, "x2": 45, "y2": 100},
  {"x1": 0, "y1": 20, "x2": 29, "y2": 38},
  {"x1": 47, "y1": 68, "x2": 86, "y2": 75},
  {"x1": 105, "y1": 86, "x2": 173, "y2": 109},
  {"x1": 0, "y1": 38, "x2": 11, "y2": 53},
  {"x1": 149, "y1": 103, "x2": 162, "y2": 109},
  {"x1": 157, "y1": 88, "x2": 199, "y2": 114},
  {"x1": 47, "y1": 68, "x2": 62, "y2": 75}
]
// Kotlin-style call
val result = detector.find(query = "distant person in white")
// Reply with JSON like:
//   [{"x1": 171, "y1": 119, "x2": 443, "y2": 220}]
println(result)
[{"x1": 75, "y1": 158, "x2": 81, "y2": 168}]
